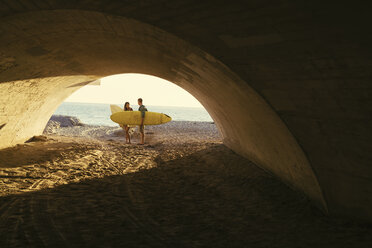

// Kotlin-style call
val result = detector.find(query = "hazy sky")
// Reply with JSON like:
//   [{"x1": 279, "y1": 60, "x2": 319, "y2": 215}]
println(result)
[{"x1": 65, "y1": 74, "x2": 203, "y2": 108}]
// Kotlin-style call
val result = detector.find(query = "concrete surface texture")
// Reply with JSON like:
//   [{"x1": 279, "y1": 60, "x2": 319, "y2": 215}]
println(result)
[{"x1": 0, "y1": 0, "x2": 371, "y2": 221}]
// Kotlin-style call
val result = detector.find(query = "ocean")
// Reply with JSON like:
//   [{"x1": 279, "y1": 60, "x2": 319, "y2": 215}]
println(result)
[{"x1": 53, "y1": 102, "x2": 213, "y2": 126}]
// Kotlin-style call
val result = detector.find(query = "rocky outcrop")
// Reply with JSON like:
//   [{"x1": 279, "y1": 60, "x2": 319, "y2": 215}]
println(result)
[{"x1": 44, "y1": 115, "x2": 84, "y2": 134}]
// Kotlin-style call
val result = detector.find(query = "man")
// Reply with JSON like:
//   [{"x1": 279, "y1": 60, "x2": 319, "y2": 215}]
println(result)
[{"x1": 138, "y1": 98, "x2": 147, "y2": 145}]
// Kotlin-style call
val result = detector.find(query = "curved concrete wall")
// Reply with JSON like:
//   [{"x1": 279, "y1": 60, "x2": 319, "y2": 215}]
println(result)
[
  {"x1": 0, "y1": 10, "x2": 326, "y2": 211},
  {"x1": 0, "y1": 1, "x2": 371, "y2": 220}
]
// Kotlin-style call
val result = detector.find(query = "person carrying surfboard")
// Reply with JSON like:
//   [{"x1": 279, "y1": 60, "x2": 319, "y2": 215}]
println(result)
[
  {"x1": 122, "y1": 102, "x2": 133, "y2": 144},
  {"x1": 138, "y1": 98, "x2": 147, "y2": 145}
]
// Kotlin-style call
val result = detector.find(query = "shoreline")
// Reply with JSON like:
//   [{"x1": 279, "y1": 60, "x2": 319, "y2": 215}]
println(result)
[{"x1": 44, "y1": 115, "x2": 220, "y2": 145}]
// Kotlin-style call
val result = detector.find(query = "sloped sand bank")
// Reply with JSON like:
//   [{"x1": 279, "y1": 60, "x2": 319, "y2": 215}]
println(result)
[{"x1": 0, "y1": 118, "x2": 371, "y2": 247}]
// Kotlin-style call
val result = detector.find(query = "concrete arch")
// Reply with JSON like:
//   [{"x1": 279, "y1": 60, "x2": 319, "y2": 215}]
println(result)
[{"x1": 0, "y1": 10, "x2": 327, "y2": 210}]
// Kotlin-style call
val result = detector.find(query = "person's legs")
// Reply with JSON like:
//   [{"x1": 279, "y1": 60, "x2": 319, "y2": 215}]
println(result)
[
  {"x1": 139, "y1": 125, "x2": 145, "y2": 144},
  {"x1": 122, "y1": 125, "x2": 127, "y2": 143},
  {"x1": 125, "y1": 126, "x2": 131, "y2": 143}
]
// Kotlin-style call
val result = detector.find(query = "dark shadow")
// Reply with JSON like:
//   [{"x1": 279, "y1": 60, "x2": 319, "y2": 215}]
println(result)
[
  {"x1": 0, "y1": 123, "x2": 5, "y2": 130},
  {"x1": 25, "y1": 135, "x2": 48, "y2": 143},
  {"x1": 26, "y1": 46, "x2": 49, "y2": 56},
  {"x1": 0, "y1": 145, "x2": 371, "y2": 247}
]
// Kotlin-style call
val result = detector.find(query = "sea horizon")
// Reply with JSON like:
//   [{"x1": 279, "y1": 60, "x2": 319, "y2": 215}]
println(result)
[
  {"x1": 53, "y1": 101, "x2": 213, "y2": 126},
  {"x1": 64, "y1": 101, "x2": 205, "y2": 109}
]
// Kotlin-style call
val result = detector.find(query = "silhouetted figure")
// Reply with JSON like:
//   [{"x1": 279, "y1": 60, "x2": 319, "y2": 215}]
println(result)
[{"x1": 137, "y1": 98, "x2": 147, "y2": 145}]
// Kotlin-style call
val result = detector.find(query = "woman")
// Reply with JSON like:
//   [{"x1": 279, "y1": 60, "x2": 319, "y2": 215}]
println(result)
[{"x1": 122, "y1": 102, "x2": 133, "y2": 143}]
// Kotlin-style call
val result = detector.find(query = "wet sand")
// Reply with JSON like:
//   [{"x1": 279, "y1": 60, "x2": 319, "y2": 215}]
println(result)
[{"x1": 0, "y1": 118, "x2": 371, "y2": 247}]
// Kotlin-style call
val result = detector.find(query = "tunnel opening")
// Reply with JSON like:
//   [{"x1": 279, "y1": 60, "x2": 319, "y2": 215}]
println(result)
[{"x1": 44, "y1": 73, "x2": 218, "y2": 144}]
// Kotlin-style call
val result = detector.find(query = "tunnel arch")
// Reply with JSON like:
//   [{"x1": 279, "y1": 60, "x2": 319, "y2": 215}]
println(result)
[{"x1": 0, "y1": 10, "x2": 327, "y2": 210}]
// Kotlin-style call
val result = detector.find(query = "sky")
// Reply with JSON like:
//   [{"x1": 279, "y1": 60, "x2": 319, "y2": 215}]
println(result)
[{"x1": 65, "y1": 74, "x2": 203, "y2": 108}]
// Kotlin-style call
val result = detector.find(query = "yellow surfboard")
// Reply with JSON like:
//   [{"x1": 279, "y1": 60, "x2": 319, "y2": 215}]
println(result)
[
  {"x1": 110, "y1": 111, "x2": 171, "y2": 125},
  {"x1": 110, "y1": 104, "x2": 138, "y2": 127}
]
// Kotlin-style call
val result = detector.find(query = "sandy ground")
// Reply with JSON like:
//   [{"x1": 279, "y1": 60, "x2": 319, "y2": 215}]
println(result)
[{"x1": 0, "y1": 117, "x2": 371, "y2": 247}]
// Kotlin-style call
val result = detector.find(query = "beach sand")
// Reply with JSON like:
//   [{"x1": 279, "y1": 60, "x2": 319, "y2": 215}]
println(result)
[{"x1": 0, "y1": 116, "x2": 371, "y2": 247}]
